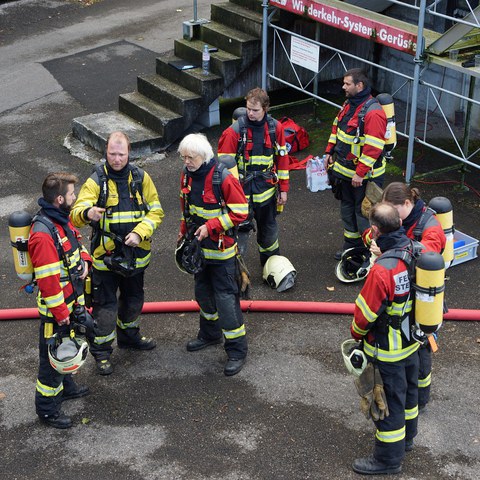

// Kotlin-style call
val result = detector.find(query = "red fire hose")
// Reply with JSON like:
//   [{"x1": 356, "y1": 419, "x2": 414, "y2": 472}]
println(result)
[{"x1": 0, "y1": 300, "x2": 479, "y2": 321}]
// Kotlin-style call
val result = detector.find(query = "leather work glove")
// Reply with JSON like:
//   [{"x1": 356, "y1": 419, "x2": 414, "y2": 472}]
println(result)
[
  {"x1": 373, "y1": 365, "x2": 389, "y2": 420},
  {"x1": 236, "y1": 254, "x2": 251, "y2": 300},
  {"x1": 354, "y1": 362, "x2": 375, "y2": 420},
  {"x1": 361, "y1": 181, "x2": 383, "y2": 217}
]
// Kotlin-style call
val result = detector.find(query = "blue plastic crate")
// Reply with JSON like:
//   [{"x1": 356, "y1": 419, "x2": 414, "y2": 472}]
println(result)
[{"x1": 452, "y1": 230, "x2": 478, "y2": 267}]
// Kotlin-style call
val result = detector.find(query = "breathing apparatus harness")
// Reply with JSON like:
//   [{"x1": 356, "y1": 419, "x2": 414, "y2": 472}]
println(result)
[
  {"x1": 180, "y1": 162, "x2": 248, "y2": 290},
  {"x1": 90, "y1": 164, "x2": 148, "y2": 277},
  {"x1": 412, "y1": 206, "x2": 436, "y2": 241},
  {"x1": 181, "y1": 161, "x2": 236, "y2": 241},
  {"x1": 354, "y1": 94, "x2": 396, "y2": 161},
  {"x1": 30, "y1": 213, "x2": 95, "y2": 338},
  {"x1": 374, "y1": 241, "x2": 422, "y2": 335},
  {"x1": 28, "y1": 212, "x2": 81, "y2": 288},
  {"x1": 354, "y1": 97, "x2": 379, "y2": 146},
  {"x1": 235, "y1": 114, "x2": 282, "y2": 186},
  {"x1": 178, "y1": 162, "x2": 231, "y2": 274},
  {"x1": 375, "y1": 240, "x2": 444, "y2": 344}
]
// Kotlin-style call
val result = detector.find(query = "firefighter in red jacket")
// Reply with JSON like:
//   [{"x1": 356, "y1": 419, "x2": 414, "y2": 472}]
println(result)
[
  {"x1": 29, "y1": 173, "x2": 92, "y2": 429},
  {"x1": 218, "y1": 87, "x2": 289, "y2": 266},
  {"x1": 324, "y1": 68, "x2": 387, "y2": 261},
  {"x1": 371, "y1": 182, "x2": 446, "y2": 412},
  {"x1": 178, "y1": 133, "x2": 249, "y2": 376},
  {"x1": 351, "y1": 202, "x2": 419, "y2": 475}
]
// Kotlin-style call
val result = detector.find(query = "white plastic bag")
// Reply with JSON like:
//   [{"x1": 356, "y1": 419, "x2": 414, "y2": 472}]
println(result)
[{"x1": 307, "y1": 156, "x2": 330, "y2": 192}]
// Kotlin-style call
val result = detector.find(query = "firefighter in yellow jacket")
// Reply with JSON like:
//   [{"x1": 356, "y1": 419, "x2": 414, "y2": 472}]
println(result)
[{"x1": 71, "y1": 131, "x2": 164, "y2": 375}]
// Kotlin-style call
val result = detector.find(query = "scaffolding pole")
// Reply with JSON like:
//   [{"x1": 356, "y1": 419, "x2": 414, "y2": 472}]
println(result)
[
  {"x1": 262, "y1": 0, "x2": 269, "y2": 90},
  {"x1": 405, "y1": 0, "x2": 428, "y2": 184}
]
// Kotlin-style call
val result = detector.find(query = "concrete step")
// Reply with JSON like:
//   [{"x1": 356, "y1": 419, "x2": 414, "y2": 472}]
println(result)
[
  {"x1": 211, "y1": 2, "x2": 263, "y2": 38},
  {"x1": 137, "y1": 74, "x2": 203, "y2": 124},
  {"x1": 174, "y1": 39, "x2": 242, "y2": 86},
  {"x1": 199, "y1": 21, "x2": 261, "y2": 67},
  {"x1": 118, "y1": 92, "x2": 185, "y2": 144},
  {"x1": 72, "y1": 111, "x2": 165, "y2": 158},
  {"x1": 229, "y1": 0, "x2": 263, "y2": 14},
  {"x1": 155, "y1": 54, "x2": 224, "y2": 98}
]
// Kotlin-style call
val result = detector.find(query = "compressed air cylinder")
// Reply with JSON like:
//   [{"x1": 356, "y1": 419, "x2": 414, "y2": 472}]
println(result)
[
  {"x1": 232, "y1": 107, "x2": 247, "y2": 123},
  {"x1": 428, "y1": 196, "x2": 454, "y2": 268},
  {"x1": 376, "y1": 93, "x2": 396, "y2": 158},
  {"x1": 8, "y1": 210, "x2": 34, "y2": 282},
  {"x1": 415, "y1": 251, "x2": 445, "y2": 334},
  {"x1": 84, "y1": 275, "x2": 92, "y2": 308}
]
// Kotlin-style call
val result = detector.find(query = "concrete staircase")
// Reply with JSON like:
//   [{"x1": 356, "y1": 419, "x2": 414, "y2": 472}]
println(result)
[{"x1": 71, "y1": 0, "x2": 264, "y2": 158}]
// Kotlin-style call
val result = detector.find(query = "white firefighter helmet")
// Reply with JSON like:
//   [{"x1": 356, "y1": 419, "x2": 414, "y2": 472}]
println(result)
[
  {"x1": 48, "y1": 335, "x2": 89, "y2": 374},
  {"x1": 262, "y1": 255, "x2": 296, "y2": 292},
  {"x1": 335, "y1": 246, "x2": 371, "y2": 283},
  {"x1": 341, "y1": 339, "x2": 367, "y2": 377}
]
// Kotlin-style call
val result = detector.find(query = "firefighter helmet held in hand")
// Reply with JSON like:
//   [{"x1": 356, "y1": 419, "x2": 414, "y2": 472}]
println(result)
[
  {"x1": 48, "y1": 335, "x2": 89, "y2": 374},
  {"x1": 262, "y1": 255, "x2": 296, "y2": 292},
  {"x1": 335, "y1": 247, "x2": 371, "y2": 283},
  {"x1": 341, "y1": 339, "x2": 367, "y2": 377},
  {"x1": 175, "y1": 235, "x2": 205, "y2": 275}
]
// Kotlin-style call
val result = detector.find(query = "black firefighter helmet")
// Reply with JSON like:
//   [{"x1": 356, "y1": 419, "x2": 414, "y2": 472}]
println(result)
[
  {"x1": 175, "y1": 235, "x2": 205, "y2": 275},
  {"x1": 335, "y1": 246, "x2": 371, "y2": 283}
]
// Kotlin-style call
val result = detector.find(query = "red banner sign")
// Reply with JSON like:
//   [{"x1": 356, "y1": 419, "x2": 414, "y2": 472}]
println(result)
[{"x1": 269, "y1": 0, "x2": 418, "y2": 54}]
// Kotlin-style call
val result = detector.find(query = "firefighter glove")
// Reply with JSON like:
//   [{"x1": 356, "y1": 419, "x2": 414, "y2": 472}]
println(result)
[
  {"x1": 355, "y1": 362, "x2": 375, "y2": 420},
  {"x1": 236, "y1": 253, "x2": 251, "y2": 300},
  {"x1": 373, "y1": 365, "x2": 389, "y2": 420}
]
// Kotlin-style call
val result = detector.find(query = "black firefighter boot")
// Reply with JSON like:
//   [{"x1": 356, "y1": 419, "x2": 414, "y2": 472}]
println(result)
[{"x1": 352, "y1": 455, "x2": 402, "y2": 475}]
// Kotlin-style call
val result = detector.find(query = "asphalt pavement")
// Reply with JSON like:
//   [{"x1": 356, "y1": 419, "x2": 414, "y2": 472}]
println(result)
[{"x1": 1, "y1": 1, "x2": 479, "y2": 479}]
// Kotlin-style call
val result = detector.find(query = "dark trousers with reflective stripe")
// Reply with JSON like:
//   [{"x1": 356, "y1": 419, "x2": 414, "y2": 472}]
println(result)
[
  {"x1": 418, "y1": 343, "x2": 432, "y2": 407},
  {"x1": 374, "y1": 353, "x2": 419, "y2": 465},
  {"x1": 90, "y1": 268, "x2": 145, "y2": 360},
  {"x1": 194, "y1": 258, "x2": 247, "y2": 359},
  {"x1": 36, "y1": 316, "x2": 76, "y2": 417},
  {"x1": 237, "y1": 195, "x2": 278, "y2": 266},
  {"x1": 340, "y1": 179, "x2": 369, "y2": 250}
]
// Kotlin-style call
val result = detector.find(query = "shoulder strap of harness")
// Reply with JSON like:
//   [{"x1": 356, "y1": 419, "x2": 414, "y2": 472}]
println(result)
[
  {"x1": 32, "y1": 212, "x2": 83, "y2": 299},
  {"x1": 32, "y1": 212, "x2": 74, "y2": 273},
  {"x1": 212, "y1": 162, "x2": 236, "y2": 236},
  {"x1": 129, "y1": 165, "x2": 147, "y2": 211},
  {"x1": 236, "y1": 114, "x2": 277, "y2": 158},
  {"x1": 357, "y1": 97, "x2": 379, "y2": 137},
  {"x1": 32, "y1": 213, "x2": 62, "y2": 255},
  {"x1": 182, "y1": 163, "x2": 235, "y2": 236},
  {"x1": 95, "y1": 164, "x2": 108, "y2": 209},
  {"x1": 412, "y1": 207, "x2": 435, "y2": 241},
  {"x1": 95, "y1": 163, "x2": 146, "y2": 211},
  {"x1": 266, "y1": 114, "x2": 277, "y2": 149},
  {"x1": 92, "y1": 164, "x2": 146, "y2": 251},
  {"x1": 212, "y1": 162, "x2": 229, "y2": 208},
  {"x1": 236, "y1": 116, "x2": 248, "y2": 164},
  {"x1": 379, "y1": 240, "x2": 423, "y2": 268},
  {"x1": 182, "y1": 162, "x2": 229, "y2": 208},
  {"x1": 375, "y1": 241, "x2": 422, "y2": 332}
]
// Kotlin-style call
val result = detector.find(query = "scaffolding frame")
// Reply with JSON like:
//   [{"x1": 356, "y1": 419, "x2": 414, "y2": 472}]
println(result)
[{"x1": 262, "y1": 0, "x2": 480, "y2": 183}]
